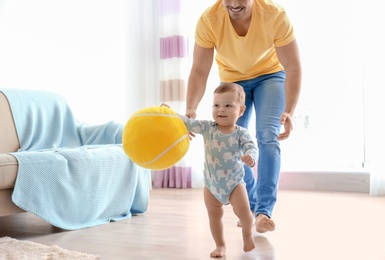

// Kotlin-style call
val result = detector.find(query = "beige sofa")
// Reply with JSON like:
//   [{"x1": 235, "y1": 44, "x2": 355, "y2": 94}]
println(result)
[{"x1": 0, "y1": 92, "x2": 25, "y2": 216}]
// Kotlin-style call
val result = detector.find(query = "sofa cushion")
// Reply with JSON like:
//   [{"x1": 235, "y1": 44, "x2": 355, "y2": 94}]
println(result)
[{"x1": 0, "y1": 154, "x2": 18, "y2": 189}]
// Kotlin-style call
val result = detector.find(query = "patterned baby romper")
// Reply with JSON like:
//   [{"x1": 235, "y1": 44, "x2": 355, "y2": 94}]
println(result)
[{"x1": 179, "y1": 115, "x2": 258, "y2": 204}]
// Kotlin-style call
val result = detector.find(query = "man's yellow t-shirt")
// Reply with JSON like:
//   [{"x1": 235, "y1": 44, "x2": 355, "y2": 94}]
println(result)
[{"x1": 195, "y1": 0, "x2": 295, "y2": 82}]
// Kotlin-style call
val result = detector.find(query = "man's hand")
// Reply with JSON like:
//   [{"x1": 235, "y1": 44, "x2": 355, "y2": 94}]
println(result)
[
  {"x1": 278, "y1": 112, "x2": 294, "y2": 141},
  {"x1": 185, "y1": 109, "x2": 196, "y2": 140},
  {"x1": 185, "y1": 109, "x2": 197, "y2": 120}
]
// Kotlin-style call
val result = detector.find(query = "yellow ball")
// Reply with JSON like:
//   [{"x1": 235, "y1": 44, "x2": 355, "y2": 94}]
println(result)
[{"x1": 122, "y1": 106, "x2": 190, "y2": 170}]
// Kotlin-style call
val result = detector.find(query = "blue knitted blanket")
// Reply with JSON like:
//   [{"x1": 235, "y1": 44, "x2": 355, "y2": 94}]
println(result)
[
  {"x1": 12, "y1": 145, "x2": 150, "y2": 230},
  {"x1": 1, "y1": 88, "x2": 123, "y2": 151},
  {"x1": 1, "y1": 88, "x2": 150, "y2": 230}
]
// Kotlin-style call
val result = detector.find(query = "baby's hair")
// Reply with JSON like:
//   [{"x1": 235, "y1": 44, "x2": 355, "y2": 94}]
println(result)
[{"x1": 214, "y1": 83, "x2": 245, "y2": 104}]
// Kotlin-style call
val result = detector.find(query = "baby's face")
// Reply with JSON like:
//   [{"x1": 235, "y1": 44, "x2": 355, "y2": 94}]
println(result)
[{"x1": 212, "y1": 92, "x2": 245, "y2": 127}]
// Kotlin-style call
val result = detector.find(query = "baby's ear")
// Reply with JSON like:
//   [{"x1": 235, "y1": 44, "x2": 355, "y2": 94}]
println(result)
[{"x1": 239, "y1": 104, "x2": 246, "y2": 115}]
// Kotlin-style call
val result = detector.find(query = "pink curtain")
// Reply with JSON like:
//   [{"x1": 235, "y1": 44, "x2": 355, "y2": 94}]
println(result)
[{"x1": 153, "y1": 0, "x2": 192, "y2": 189}]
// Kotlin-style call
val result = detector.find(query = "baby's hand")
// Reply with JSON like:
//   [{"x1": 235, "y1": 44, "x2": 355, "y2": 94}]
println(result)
[{"x1": 241, "y1": 155, "x2": 255, "y2": 168}]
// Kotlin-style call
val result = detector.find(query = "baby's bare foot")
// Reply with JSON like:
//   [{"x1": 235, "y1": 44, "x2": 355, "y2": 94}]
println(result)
[
  {"x1": 243, "y1": 234, "x2": 255, "y2": 252},
  {"x1": 255, "y1": 214, "x2": 275, "y2": 233},
  {"x1": 210, "y1": 246, "x2": 226, "y2": 258}
]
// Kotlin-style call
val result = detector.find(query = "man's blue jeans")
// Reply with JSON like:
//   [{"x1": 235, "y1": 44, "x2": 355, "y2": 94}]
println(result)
[{"x1": 235, "y1": 71, "x2": 286, "y2": 218}]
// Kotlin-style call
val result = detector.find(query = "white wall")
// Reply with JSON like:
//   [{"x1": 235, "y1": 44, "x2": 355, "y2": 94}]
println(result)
[{"x1": 0, "y1": 0, "x2": 150, "y2": 125}]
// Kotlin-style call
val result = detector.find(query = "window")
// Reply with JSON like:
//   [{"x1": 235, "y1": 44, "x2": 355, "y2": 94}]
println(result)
[{"x1": 279, "y1": 0, "x2": 365, "y2": 169}]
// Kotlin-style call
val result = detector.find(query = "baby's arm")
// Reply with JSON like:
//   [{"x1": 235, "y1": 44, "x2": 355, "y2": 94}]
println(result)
[
  {"x1": 239, "y1": 128, "x2": 258, "y2": 168},
  {"x1": 178, "y1": 114, "x2": 208, "y2": 135},
  {"x1": 161, "y1": 103, "x2": 210, "y2": 136}
]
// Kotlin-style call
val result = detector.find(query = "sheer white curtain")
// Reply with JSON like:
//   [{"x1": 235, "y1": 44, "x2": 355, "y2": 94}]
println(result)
[
  {"x1": 127, "y1": 0, "x2": 213, "y2": 188},
  {"x1": 146, "y1": 0, "x2": 218, "y2": 188},
  {"x1": 149, "y1": 0, "x2": 195, "y2": 189}
]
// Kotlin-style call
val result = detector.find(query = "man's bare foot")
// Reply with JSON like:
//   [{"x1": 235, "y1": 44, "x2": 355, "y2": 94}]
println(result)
[
  {"x1": 243, "y1": 234, "x2": 255, "y2": 252},
  {"x1": 210, "y1": 246, "x2": 226, "y2": 258},
  {"x1": 255, "y1": 214, "x2": 275, "y2": 233}
]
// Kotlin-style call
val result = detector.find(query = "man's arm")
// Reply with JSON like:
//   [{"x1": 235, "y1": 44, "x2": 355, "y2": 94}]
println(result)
[
  {"x1": 275, "y1": 39, "x2": 302, "y2": 140},
  {"x1": 185, "y1": 43, "x2": 214, "y2": 119}
]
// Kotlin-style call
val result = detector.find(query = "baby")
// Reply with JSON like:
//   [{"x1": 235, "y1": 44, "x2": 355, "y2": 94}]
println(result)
[{"x1": 166, "y1": 82, "x2": 258, "y2": 258}]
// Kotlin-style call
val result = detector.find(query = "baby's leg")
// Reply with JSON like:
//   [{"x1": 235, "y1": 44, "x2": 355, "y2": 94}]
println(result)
[
  {"x1": 203, "y1": 187, "x2": 226, "y2": 258},
  {"x1": 230, "y1": 184, "x2": 255, "y2": 252}
]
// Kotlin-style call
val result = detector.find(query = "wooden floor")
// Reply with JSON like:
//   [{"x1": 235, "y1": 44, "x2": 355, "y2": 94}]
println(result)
[{"x1": 1, "y1": 188, "x2": 385, "y2": 260}]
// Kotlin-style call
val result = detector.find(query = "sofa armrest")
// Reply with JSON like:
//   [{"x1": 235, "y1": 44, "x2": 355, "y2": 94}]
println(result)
[{"x1": 0, "y1": 92, "x2": 19, "y2": 153}]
